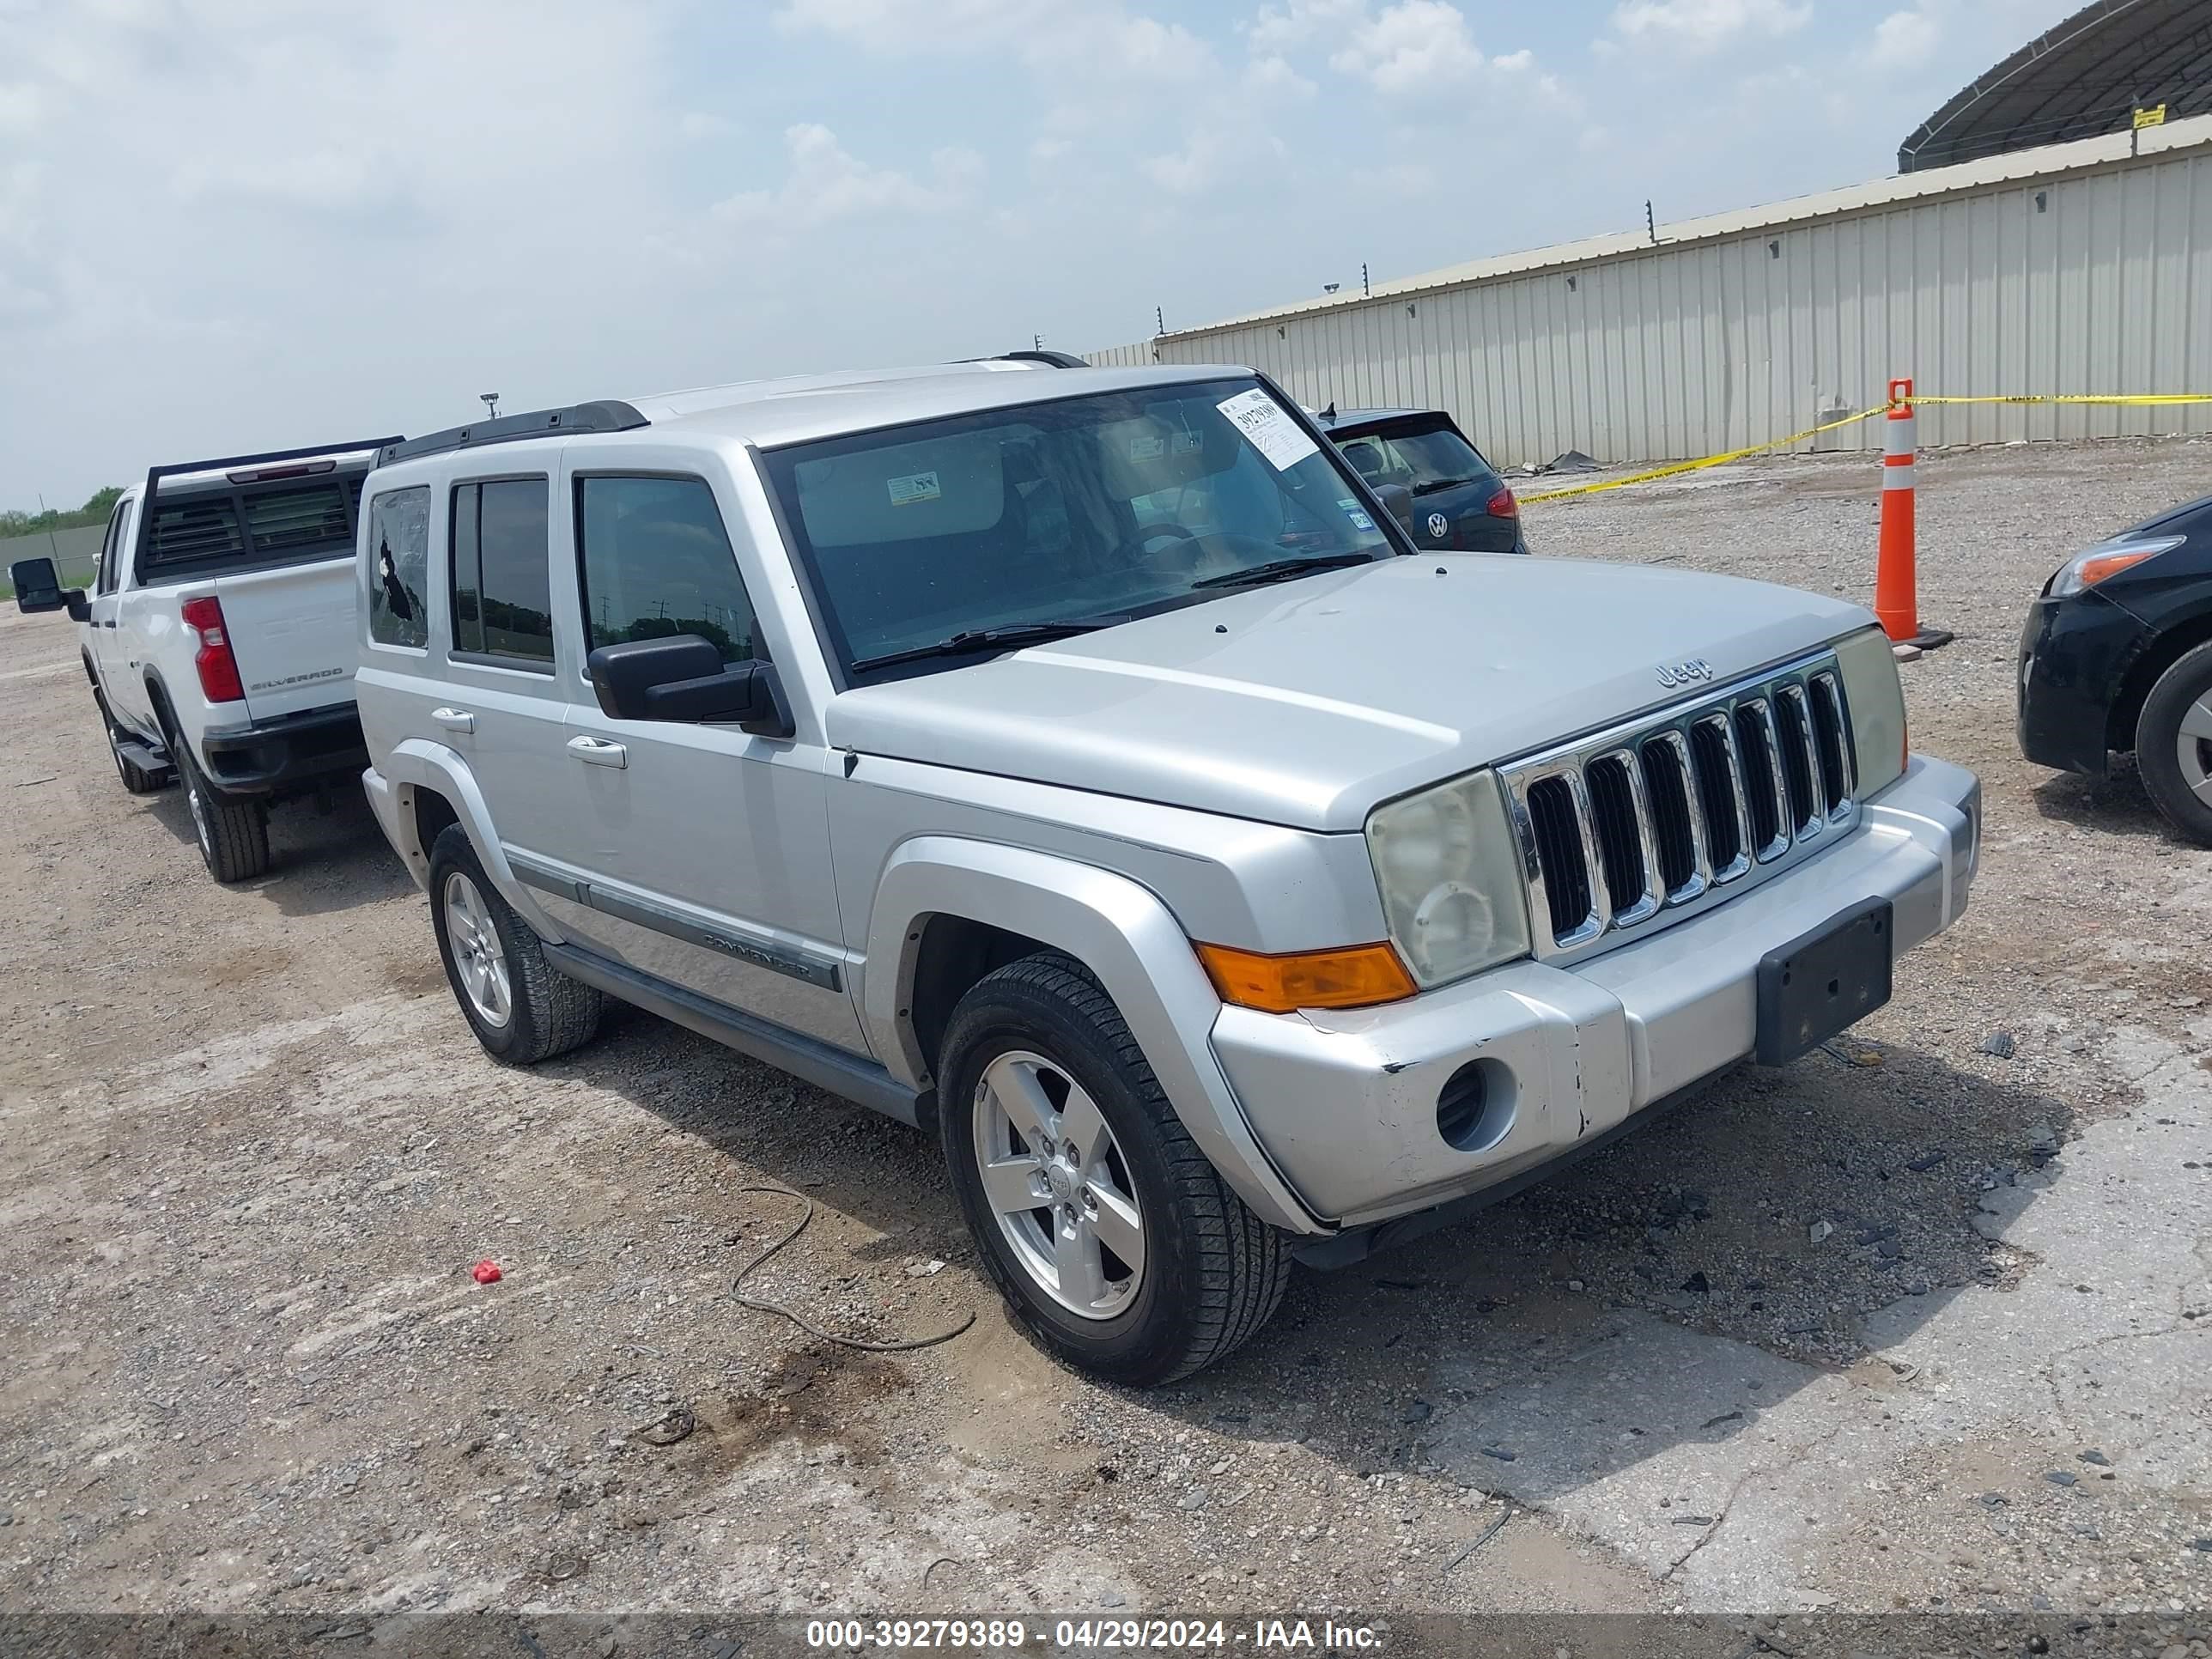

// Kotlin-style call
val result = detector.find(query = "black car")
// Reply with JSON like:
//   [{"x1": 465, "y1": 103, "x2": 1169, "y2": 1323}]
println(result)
[
  {"x1": 1316, "y1": 405, "x2": 1530, "y2": 556},
  {"x1": 2018, "y1": 490, "x2": 2212, "y2": 844}
]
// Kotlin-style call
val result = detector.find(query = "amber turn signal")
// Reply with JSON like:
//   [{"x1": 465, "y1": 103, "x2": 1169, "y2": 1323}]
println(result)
[
  {"x1": 1195, "y1": 941, "x2": 1418, "y2": 1015},
  {"x1": 2070, "y1": 549, "x2": 2162, "y2": 589}
]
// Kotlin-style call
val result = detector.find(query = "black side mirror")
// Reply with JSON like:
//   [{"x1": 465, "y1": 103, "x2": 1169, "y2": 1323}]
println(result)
[
  {"x1": 9, "y1": 557, "x2": 88, "y2": 621},
  {"x1": 1371, "y1": 483, "x2": 1417, "y2": 534},
  {"x1": 586, "y1": 635, "x2": 793, "y2": 738}
]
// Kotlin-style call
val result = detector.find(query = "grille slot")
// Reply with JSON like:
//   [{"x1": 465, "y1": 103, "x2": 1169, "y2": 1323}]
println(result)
[
  {"x1": 1584, "y1": 755, "x2": 1652, "y2": 920},
  {"x1": 1638, "y1": 737, "x2": 1698, "y2": 896},
  {"x1": 1773, "y1": 685, "x2": 1822, "y2": 834},
  {"x1": 1808, "y1": 672, "x2": 1852, "y2": 812},
  {"x1": 1504, "y1": 653, "x2": 1861, "y2": 957},
  {"x1": 1525, "y1": 775, "x2": 1593, "y2": 940},
  {"x1": 1687, "y1": 717, "x2": 1747, "y2": 878}
]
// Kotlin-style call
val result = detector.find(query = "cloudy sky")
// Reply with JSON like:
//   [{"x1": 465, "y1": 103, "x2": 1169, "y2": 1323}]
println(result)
[{"x1": 1, "y1": 0, "x2": 2080, "y2": 507}]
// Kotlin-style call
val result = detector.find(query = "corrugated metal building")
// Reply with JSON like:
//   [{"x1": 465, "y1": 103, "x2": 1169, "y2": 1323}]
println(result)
[{"x1": 1088, "y1": 114, "x2": 2212, "y2": 465}]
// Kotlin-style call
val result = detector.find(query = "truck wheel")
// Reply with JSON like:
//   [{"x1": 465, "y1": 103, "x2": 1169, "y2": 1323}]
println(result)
[
  {"x1": 94, "y1": 690, "x2": 168, "y2": 795},
  {"x1": 176, "y1": 742, "x2": 270, "y2": 882},
  {"x1": 938, "y1": 952, "x2": 1291, "y2": 1385},
  {"x1": 427, "y1": 823, "x2": 603, "y2": 1063},
  {"x1": 2136, "y1": 640, "x2": 2212, "y2": 847}
]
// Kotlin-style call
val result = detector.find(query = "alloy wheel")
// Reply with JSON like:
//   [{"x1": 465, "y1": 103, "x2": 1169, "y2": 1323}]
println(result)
[
  {"x1": 2179, "y1": 691, "x2": 2212, "y2": 806},
  {"x1": 969, "y1": 1049, "x2": 1146, "y2": 1320},
  {"x1": 442, "y1": 871, "x2": 514, "y2": 1030}
]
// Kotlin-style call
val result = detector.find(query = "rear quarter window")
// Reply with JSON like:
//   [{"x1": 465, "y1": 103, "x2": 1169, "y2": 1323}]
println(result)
[{"x1": 366, "y1": 486, "x2": 431, "y2": 649}]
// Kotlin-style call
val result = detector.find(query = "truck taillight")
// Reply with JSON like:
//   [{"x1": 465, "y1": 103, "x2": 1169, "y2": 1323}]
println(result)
[
  {"x1": 1486, "y1": 487, "x2": 1519, "y2": 519},
  {"x1": 179, "y1": 596, "x2": 245, "y2": 703}
]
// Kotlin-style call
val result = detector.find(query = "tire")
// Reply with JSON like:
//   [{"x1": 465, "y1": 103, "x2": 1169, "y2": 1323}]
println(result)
[
  {"x1": 2136, "y1": 640, "x2": 2212, "y2": 847},
  {"x1": 938, "y1": 952, "x2": 1291, "y2": 1386},
  {"x1": 94, "y1": 689, "x2": 168, "y2": 795},
  {"x1": 173, "y1": 736, "x2": 270, "y2": 883},
  {"x1": 426, "y1": 823, "x2": 603, "y2": 1063}
]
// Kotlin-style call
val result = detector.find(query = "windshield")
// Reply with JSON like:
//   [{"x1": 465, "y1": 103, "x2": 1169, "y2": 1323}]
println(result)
[
  {"x1": 762, "y1": 377, "x2": 1397, "y2": 680},
  {"x1": 1331, "y1": 418, "x2": 1494, "y2": 496}
]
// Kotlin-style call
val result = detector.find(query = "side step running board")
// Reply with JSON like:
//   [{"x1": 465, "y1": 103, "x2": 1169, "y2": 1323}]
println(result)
[
  {"x1": 115, "y1": 737, "x2": 173, "y2": 774},
  {"x1": 539, "y1": 937, "x2": 922, "y2": 1128}
]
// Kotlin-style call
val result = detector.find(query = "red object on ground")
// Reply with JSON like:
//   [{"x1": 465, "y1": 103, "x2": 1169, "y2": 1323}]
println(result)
[{"x1": 471, "y1": 1260, "x2": 502, "y2": 1284}]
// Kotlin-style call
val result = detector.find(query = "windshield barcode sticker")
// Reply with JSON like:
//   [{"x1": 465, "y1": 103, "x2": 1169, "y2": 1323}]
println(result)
[
  {"x1": 1217, "y1": 388, "x2": 1318, "y2": 473},
  {"x1": 887, "y1": 471, "x2": 941, "y2": 507}
]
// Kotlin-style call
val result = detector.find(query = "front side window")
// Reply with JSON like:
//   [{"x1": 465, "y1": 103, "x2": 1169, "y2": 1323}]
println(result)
[
  {"x1": 761, "y1": 377, "x2": 1395, "y2": 681},
  {"x1": 96, "y1": 500, "x2": 129, "y2": 594},
  {"x1": 366, "y1": 485, "x2": 430, "y2": 649},
  {"x1": 451, "y1": 477, "x2": 553, "y2": 666},
  {"x1": 575, "y1": 476, "x2": 758, "y2": 666}
]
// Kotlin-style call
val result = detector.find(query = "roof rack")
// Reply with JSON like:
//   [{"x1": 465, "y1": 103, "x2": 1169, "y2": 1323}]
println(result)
[
  {"x1": 978, "y1": 349, "x2": 1089, "y2": 369},
  {"x1": 378, "y1": 400, "x2": 650, "y2": 467}
]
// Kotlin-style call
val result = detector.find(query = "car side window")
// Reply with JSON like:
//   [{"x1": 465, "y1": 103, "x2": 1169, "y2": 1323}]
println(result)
[
  {"x1": 451, "y1": 477, "x2": 554, "y2": 668},
  {"x1": 365, "y1": 485, "x2": 430, "y2": 649},
  {"x1": 575, "y1": 476, "x2": 759, "y2": 667},
  {"x1": 95, "y1": 501, "x2": 127, "y2": 594}
]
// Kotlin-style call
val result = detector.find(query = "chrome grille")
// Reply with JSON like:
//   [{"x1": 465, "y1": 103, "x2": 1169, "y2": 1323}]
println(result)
[{"x1": 1503, "y1": 651, "x2": 1860, "y2": 961}]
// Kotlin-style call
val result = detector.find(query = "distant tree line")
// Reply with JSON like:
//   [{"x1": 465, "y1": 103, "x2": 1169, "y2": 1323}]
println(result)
[{"x1": 0, "y1": 485, "x2": 125, "y2": 540}]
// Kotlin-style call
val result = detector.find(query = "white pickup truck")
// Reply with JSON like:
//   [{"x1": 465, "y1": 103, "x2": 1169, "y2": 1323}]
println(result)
[{"x1": 9, "y1": 438, "x2": 398, "y2": 881}]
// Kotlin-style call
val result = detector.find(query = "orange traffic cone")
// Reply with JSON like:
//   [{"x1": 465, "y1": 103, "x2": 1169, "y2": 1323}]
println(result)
[{"x1": 1874, "y1": 378, "x2": 1953, "y2": 651}]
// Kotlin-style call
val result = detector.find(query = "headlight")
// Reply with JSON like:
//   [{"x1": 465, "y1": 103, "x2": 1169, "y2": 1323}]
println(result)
[
  {"x1": 1365, "y1": 770, "x2": 1531, "y2": 988},
  {"x1": 1834, "y1": 625, "x2": 1907, "y2": 798},
  {"x1": 2049, "y1": 533, "x2": 2184, "y2": 597}
]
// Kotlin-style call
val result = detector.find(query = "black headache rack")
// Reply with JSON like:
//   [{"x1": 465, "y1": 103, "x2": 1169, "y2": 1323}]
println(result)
[
  {"x1": 131, "y1": 436, "x2": 404, "y2": 586},
  {"x1": 377, "y1": 400, "x2": 652, "y2": 467}
]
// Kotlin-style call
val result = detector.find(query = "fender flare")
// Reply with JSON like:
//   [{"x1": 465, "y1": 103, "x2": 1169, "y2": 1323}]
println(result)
[
  {"x1": 864, "y1": 836, "x2": 1328, "y2": 1236},
  {"x1": 376, "y1": 738, "x2": 570, "y2": 943}
]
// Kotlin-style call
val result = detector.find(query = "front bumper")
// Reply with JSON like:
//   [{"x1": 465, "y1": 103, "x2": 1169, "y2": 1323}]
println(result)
[
  {"x1": 201, "y1": 702, "x2": 368, "y2": 797},
  {"x1": 2016, "y1": 588, "x2": 2148, "y2": 775},
  {"x1": 1210, "y1": 755, "x2": 1980, "y2": 1230}
]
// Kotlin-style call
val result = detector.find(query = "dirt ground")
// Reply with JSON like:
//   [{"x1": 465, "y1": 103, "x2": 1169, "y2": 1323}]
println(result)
[{"x1": 1, "y1": 435, "x2": 2208, "y2": 1641}]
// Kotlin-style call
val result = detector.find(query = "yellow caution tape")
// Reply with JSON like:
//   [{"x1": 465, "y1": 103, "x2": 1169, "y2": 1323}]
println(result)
[
  {"x1": 1900, "y1": 392, "x2": 2212, "y2": 407},
  {"x1": 1519, "y1": 406, "x2": 1885, "y2": 503},
  {"x1": 1521, "y1": 392, "x2": 2212, "y2": 505}
]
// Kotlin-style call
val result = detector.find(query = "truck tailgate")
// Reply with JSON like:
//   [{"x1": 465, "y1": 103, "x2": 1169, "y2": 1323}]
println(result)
[{"x1": 214, "y1": 556, "x2": 358, "y2": 721}]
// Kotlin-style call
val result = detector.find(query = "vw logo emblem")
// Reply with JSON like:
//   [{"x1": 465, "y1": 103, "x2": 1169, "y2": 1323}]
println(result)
[{"x1": 1426, "y1": 512, "x2": 1449, "y2": 539}]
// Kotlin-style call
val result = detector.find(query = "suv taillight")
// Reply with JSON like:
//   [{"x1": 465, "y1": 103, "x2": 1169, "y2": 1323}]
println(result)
[
  {"x1": 1486, "y1": 487, "x2": 1519, "y2": 519},
  {"x1": 179, "y1": 596, "x2": 245, "y2": 703}
]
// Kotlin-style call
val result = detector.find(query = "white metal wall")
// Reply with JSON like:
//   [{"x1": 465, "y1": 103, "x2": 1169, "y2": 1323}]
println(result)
[{"x1": 1091, "y1": 143, "x2": 2212, "y2": 463}]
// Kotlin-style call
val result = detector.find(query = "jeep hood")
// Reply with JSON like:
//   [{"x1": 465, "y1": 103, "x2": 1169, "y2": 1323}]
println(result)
[{"x1": 826, "y1": 555, "x2": 1871, "y2": 832}]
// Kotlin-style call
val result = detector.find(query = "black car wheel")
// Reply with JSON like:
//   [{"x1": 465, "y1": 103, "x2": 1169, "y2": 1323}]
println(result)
[{"x1": 2136, "y1": 640, "x2": 2212, "y2": 846}]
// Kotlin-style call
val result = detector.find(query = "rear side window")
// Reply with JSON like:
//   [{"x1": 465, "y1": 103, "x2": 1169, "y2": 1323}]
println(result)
[
  {"x1": 452, "y1": 477, "x2": 554, "y2": 667},
  {"x1": 366, "y1": 486, "x2": 430, "y2": 649},
  {"x1": 96, "y1": 500, "x2": 131, "y2": 595},
  {"x1": 575, "y1": 476, "x2": 758, "y2": 666}
]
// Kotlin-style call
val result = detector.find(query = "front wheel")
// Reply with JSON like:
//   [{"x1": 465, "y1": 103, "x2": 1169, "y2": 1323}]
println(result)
[
  {"x1": 2136, "y1": 640, "x2": 2212, "y2": 847},
  {"x1": 938, "y1": 953, "x2": 1291, "y2": 1385}
]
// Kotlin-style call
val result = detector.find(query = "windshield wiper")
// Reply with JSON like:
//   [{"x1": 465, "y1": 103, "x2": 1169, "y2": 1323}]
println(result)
[
  {"x1": 1411, "y1": 477, "x2": 1478, "y2": 495},
  {"x1": 1188, "y1": 552, "x2": 1377, "y2": 590},
  {"x1": 849, "y1": 617, "x2": 1129, "y2": 672}
]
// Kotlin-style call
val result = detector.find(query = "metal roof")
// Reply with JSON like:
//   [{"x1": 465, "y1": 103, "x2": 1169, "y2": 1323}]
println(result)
[
  {"x1": 1158, "y1": 111, "x2": 2212, "y2": 341},
  {"x1": 1899, "y1": 0, "x2": 2212, "y2": 172}
]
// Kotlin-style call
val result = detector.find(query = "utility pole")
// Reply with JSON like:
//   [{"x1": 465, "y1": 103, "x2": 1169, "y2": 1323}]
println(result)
[
  {"x1": 1646, "y1": 200, "x2": 1657, "y2": 244},
  {"x1": 1155, "y1": 305, "x2": 1164, "y2": 336},
  {"x1": 1032, "y1": 333, "x2": 1044, "y2": 351},
  {"x1": 480, "y1": 392, "x2": 501, "y2": 419},
  {"x1": 37, "y1": 493, "x2": 60, "y2": 562},
  {"x1": 1362, "y1": 262, "x2": 1370, "y2": 297}
]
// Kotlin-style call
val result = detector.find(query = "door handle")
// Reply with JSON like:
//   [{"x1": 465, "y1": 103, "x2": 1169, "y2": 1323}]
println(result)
[
  {"x1": 567, "y1": 734, "x2": 627, "y2": 769},
  {"x1": 431, "y1": 707, "x2": 475, "y2": 733},
  {"x1": 99, "y1": 619, "x2": 117, "y2": 629}
]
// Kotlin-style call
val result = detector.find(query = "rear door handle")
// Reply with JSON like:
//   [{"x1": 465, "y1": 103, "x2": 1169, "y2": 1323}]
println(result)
[
  {"x1": 567, "y1": 735, "x2": 627, "y2": 769},
  {"x1": 431, "y1": 707, "x2": 475, "y2": 734},
  {"x1": 99, "y1": 619, "x2": 117, "y2": 629}
]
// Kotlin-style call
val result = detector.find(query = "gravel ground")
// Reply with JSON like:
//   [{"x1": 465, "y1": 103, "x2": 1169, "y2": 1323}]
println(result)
[{"x1": 0, "y1": 434, "x2": 2208, "y2": 1642}]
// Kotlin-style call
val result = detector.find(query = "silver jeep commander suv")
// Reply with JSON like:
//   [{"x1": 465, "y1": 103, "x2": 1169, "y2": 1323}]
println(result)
[{"x1": 356, "y1": 356, "x2": 1979, "y2": 1384}]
